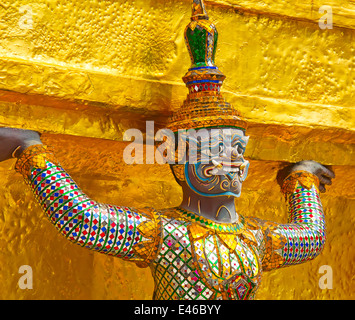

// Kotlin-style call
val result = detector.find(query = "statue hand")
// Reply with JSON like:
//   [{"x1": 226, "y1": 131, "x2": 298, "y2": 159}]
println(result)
[
  {"x1": 277, "y1": 160, "x2": 335, "y2": 193},
  {"x1": 0, "y1": 127, "x2": 42, "y2": 162}
]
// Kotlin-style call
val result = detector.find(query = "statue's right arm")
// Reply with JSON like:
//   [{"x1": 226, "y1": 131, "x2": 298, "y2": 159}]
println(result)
[
  {"x1": 0, "y1": 128, "x2": 160, "y2": 267},
  {"x1": 245, "y1": 161, "x2": 334, "y2": 272}
]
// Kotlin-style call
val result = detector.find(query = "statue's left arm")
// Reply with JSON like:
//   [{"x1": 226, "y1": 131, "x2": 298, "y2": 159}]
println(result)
[
  {"x1": 246, "y1": 161, "x2": 335, "y2": 271},
  {"x1": 0, "y1": 128, "x2": 160, "y2": 267},
  {"x1": 13, "y1": 144, "x2": 161, "y2": 266}
]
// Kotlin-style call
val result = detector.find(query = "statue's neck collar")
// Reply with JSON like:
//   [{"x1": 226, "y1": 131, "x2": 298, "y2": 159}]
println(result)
[{"x1": 176, "y1": 207, "x2": 245, "y2": 234}]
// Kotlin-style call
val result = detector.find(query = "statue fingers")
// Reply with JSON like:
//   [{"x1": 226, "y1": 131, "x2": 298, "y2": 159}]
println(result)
[
  {"x1": 319, "y1": 175, "x2": 332, "y2": 186},
  {"x1": 319, "y1": 165, "x2": 335, "y2": 180},
  {"x1": 319, "y1": 183, "x2": 326, "y2": 193}
]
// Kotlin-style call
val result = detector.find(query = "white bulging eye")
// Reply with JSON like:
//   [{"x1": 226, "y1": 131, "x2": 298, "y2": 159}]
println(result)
[{"x1": 201, "y1": 148, "x2": 212, "y2": 156}]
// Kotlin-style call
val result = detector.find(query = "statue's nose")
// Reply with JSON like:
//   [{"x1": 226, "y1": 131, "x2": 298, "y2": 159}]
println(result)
[{"x1": 223, "y1": 146, "x2": 242, "y2": 161}]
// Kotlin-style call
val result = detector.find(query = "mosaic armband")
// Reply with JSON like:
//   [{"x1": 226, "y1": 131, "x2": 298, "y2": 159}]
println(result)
[
  {"x1": 281, "y1": 170, "x2": 320, "y2": 196},
  {"x1": 15, "y1": 144, "x2": 59, "y2": 179}
]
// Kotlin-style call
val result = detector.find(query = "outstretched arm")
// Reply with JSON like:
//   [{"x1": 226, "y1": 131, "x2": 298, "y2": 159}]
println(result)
[
  {"x1": 247, "y1": 161, "x2": 335, "y2": 271},
  {"x1": 0, "y1": 128, "x2": 160, "y2": 267}
]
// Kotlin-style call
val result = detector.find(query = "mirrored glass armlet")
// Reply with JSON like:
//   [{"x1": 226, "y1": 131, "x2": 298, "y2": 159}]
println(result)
[
  {"x1": 281, "y1": 170, "x2": 320, "y2": 196},
  {"x1": 14, "y1": 144, "x2": 58, "y2": 178}
]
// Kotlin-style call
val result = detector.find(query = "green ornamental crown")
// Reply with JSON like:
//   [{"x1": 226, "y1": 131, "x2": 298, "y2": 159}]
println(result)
[
  {"x1": 185, "y1": 0, "x2": 218, "y2": 68},
  {"x1": 167, "y1": 0, "x2": 248, "y2": 133}
]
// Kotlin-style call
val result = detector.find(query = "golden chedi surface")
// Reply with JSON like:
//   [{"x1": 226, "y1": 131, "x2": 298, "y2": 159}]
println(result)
[{"x1": 0, "y1": 0, "x2": 354, "y2": 299}]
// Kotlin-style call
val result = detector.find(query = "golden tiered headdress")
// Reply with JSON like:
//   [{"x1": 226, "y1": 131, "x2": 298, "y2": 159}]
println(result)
[{"x1": 167, "y1": 0, "x2": 248, "y2": 133}]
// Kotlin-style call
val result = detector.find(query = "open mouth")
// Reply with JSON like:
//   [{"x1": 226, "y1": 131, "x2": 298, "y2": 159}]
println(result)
[{"x1": 205, "y1": 160, "x2": 247, "y2": 177}]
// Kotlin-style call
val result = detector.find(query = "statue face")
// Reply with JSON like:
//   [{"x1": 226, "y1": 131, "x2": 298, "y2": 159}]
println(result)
[{"x1": 183, "y1": 128, "x2": 249, "y2": 197}]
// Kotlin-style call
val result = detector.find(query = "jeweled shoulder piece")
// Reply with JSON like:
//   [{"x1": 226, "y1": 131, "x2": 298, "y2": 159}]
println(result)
[{"x1": 167, "y1": 0, "x2": 248, "y2": 133}]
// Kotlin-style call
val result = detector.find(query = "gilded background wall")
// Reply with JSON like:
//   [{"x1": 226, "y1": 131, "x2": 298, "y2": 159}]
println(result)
[{"x1": 0, "y1": 0, "x2": 354, "y2": 299}]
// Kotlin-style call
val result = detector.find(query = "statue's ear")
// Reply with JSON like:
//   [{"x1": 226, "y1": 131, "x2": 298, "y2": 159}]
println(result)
[{"x1": 170, "y1": 164, "x2": 186, "y2": 186}]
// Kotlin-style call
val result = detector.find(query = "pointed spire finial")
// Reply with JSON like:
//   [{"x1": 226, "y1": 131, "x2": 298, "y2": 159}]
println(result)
[
  {"x1": 184, "y1": 0, "x2": 217, "y2": 68},
  {"x1": 166, "y1": 0, "x2": 248, "y2": 133},
  {"x1": 191, "y1": 0, "x2": 209, "y2": 20}
]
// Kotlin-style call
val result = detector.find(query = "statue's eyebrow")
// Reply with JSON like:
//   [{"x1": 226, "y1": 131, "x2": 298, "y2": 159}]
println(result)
[
  {"x1": 182, "y1": 132, "x2": 210, "y2": 145},
  {"x1": 224, "y1": 131, "x2": 249, "y2": 146},
  {"x1": 180, "y1": 130, "x2": 249, "y2": 146}
]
